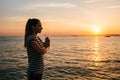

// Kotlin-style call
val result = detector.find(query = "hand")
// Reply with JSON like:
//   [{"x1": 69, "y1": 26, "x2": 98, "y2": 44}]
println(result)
[
  {"x1": 45, "y1": 37, "x2": 50, "y2": 42},
  {"x1": 44, "y1": 37, "x2": 50, "y2": 48}
]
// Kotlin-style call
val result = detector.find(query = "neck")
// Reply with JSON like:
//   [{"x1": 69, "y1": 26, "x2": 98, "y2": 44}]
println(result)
[{"x1": 32, "y1": 32, "x2": 37, "y2": 37}]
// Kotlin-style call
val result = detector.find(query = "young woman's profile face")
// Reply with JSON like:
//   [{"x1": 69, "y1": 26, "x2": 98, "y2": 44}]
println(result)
[
  {"x1": 33, "y1": 21, "x2": 43, "y2": 33},
  {"x1": 36, "y1": 21, "x2": 43, "y2": 33}
]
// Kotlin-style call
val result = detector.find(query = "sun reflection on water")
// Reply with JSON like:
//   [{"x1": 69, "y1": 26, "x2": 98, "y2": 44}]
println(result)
[{"x1": 92, "y1": 37, "x2": 101, "y2": 66}]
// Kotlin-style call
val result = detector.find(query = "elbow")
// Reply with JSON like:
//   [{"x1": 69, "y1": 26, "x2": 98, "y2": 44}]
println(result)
[{"x1": 37, "y1": 48, "x2": 47, "y2": 55}]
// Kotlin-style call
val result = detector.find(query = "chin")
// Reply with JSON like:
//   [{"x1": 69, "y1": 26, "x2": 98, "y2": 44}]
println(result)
[
  {"x1": 39, "y1": 31, "x2": 41, "y2": 33},
  {"x1": 37, "y1": 30, "x2": 41, "y2": 33}
]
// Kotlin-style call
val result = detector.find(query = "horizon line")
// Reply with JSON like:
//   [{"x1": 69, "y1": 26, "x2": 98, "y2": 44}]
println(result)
[{"x1": 0, "y1": 34, "x2": 120, "y2": 37}]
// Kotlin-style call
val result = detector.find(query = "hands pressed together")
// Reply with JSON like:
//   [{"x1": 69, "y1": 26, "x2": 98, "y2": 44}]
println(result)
[
  {"x1": 44, "y1": 37, "x2": 50, "y2": 48},
  {"x1": 42, "y1": 37, "x2": 50, "y2": 53}
]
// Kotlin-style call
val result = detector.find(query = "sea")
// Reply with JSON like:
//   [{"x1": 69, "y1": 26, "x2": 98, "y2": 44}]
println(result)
[{"x1": 0, "y1": 36, "x2": 120, "y2": 80}]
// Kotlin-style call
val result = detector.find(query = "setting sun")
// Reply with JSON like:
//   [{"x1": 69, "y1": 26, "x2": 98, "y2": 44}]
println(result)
[{"x1": 92, "y1": 25, "x2": 101, "y2": 35}]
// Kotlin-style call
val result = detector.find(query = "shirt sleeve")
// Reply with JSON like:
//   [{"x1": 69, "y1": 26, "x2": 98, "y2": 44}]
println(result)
[{"x1": 26, "y1": 35, "x2": 35, "y2": 46}]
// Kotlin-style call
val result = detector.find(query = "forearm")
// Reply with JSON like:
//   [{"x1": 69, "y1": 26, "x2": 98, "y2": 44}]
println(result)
[
  {"x1": 31, "y1": 41, "x2": 47, "y2": 55},
  {"x1": 37, "y1": 47, "x2": 48, "y2": 55}
]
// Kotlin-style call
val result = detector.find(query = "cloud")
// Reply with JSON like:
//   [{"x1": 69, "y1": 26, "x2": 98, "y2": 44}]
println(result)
[
  {"x1": 84, "y1": 0, "x2": 104, "y2": 3},
  {"x1": 24, "y1": 3, "x2": 77, "y2": 10},
  {"x1": 106, "y1": 6, "x2": 120, "y2": 9},
  {"x1": 84, "y1": 0, "x2": 97, "y2": 3}
]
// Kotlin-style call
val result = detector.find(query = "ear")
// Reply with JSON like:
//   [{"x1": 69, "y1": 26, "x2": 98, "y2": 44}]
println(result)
[{"x1": 31, "y1": 25, "x2": 35, "y2": 30}]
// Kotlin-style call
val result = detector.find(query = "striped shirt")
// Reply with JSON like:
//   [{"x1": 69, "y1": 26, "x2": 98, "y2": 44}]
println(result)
[{"x1": 26, "y1": 35, "x2": 44, "y2": 74}]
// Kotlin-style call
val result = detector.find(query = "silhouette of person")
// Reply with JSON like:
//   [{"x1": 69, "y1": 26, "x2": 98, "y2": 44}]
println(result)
[{"x1": 24, "y1": 18, "x2": 50, "y2": 80}]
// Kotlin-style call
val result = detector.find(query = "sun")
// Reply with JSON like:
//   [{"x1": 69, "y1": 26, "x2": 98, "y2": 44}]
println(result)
[{"x1": 92, "y1": 25, "x2": 101, "y2": 35}]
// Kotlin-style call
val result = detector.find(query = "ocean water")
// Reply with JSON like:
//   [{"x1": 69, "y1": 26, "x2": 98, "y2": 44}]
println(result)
[{"x1": 0, "y1": 36, "x2": 120, "y2": 80}]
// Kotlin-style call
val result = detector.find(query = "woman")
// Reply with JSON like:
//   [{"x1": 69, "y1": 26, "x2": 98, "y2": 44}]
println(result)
[{"x1": 24, "y1": 18, "x2": 50, "y2": 80}]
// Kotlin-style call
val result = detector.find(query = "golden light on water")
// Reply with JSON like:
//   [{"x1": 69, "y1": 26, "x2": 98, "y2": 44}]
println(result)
[{"x1": 92, "y1": 37, "x2": 101, "y2": 66}]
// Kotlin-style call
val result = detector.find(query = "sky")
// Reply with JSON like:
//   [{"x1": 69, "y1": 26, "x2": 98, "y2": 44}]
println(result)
[{"x1": 0, "y1": 0, "x2": 120, "y2": 36}]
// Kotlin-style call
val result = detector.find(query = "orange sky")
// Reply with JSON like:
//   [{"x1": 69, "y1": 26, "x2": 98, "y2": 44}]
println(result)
[{"x1": 0, "y1": 0, "x2": 120, "y2": 36}]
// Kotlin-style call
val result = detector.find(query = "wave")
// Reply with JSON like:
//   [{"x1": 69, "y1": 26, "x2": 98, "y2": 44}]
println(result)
[{"x1": 74, "y1": 59, "x2": 120, "y2": 63}]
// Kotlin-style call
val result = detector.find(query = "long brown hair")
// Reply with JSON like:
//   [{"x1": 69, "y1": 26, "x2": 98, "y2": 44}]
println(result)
[{"x1": 24, "y1": 18, "x2": 40, "y2": 47}]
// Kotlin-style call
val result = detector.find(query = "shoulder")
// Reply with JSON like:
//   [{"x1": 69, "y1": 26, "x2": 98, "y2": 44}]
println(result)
[
  {"x1": 26, "y1": 35, "x2": 35, "y2": 45},
  {"x1": 27, "y1": 35, "x2": 35, "y2": 41}
]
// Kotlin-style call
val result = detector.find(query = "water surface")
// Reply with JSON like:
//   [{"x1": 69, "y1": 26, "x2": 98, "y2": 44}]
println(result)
[{"x1": 0, "y1": 36, "x2": 120, "y2": 80}]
